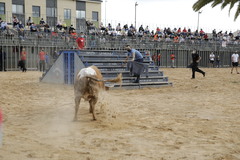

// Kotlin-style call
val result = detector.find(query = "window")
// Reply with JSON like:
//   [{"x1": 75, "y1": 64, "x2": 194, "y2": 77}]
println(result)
[
  {"x1": 46, "y1": 7, "x2": 56, "y2": 17},
  {"x1": 64, "y1": 9, "x2": 71, "y2": 19},
  {"x1": 0, "y1": 3, "x2": 5, "y2": 15},
  {"x1": 76, "y1": 10, "x2": 85, "y2": 19},
  {"x1": 92, "y1": 11, "x2": 98, "y2": 21},
  {"x1": 32, "y1": 6, "x2": 40, "y2": 17},
  {"x1": 12, "y1": 4, "x2": 23, "y2": 14}
]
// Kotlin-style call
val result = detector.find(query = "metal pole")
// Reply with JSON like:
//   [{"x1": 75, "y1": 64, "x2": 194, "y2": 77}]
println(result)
[
  {"x1": 197, "y1": 11, "x2": 201, "y2": 31},
  {"x1": 135, "y1": 2, "x2": 138, "y2": 29},
  {"x1": 54, "y1": 0, "x2": 56, "y2": 31},
  {"x1": 105, "y1": 0, "x2": 107, "y2": 26}
]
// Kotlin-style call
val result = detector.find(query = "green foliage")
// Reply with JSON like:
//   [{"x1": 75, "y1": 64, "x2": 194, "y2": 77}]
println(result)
[{"x1": 192, "y1": 0, "x2": 240, "y2": 20}]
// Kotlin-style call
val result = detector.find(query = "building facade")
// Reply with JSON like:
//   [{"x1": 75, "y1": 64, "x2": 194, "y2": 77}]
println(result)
[{"x1": 0, "y1": 0, "x2": 101, "y2": 31}]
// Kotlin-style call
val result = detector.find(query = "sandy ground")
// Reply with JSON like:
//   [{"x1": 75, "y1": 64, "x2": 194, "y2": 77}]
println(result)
[{"x1": 0, "y1": 68, "x2": 240, "y2": 160}]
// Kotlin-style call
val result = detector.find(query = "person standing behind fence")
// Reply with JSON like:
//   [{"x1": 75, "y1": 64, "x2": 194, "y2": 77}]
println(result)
[
  {"x1": 0, "y1": 47, "x2": 6, "y2": 71},
  {"x1": 39, "y1": 49, "x2": 46, "y2": 72},
  {"x1": 231, "y1": 51, "x2": 239, "y2": 74},
  {"x1": 76, "y1": 32, "x2": 85, "y2": 49},
  {"x1": 170, "y1": 53, "x2": 175, "y2": 68},
  {"x1": 216, "y1": 54, "x2": 220, "y2": 68},
  {"x1": 209, "y1": 52, "x2": 215, "y2": 68},
  {"x1": 20, "y1": 48, "x2": 27, "y2": 72},
  {"x1": 190, "y1": 50, "x2": 205, "y2": 79},
  {"x1": 157, "y1": 53, "x2": 161, "y2": 67}
]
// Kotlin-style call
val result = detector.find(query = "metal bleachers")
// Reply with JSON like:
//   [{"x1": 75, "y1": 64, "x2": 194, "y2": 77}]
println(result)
[{"x1": 41, "y1": 50, "x2": 172, "y2": 89}]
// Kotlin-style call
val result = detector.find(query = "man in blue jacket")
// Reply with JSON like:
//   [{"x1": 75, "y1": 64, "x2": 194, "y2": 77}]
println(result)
[{"x1": 125, "y1": 45, "x2": 144, "y2": 83}]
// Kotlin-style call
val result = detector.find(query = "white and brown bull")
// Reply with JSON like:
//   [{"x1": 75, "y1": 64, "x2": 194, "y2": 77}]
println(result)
[{"x1": 74, "y1": 65, "x2": 122, "y2": 121}]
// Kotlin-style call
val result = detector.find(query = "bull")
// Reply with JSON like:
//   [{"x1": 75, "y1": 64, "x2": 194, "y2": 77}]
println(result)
[{"x1": 74, "y1": 66, "x2": 122, "y2": 121}]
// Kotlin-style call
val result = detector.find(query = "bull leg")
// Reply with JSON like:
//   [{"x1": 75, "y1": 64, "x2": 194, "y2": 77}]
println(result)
[
  {"x1": 89, "y1": 97, "x2": 98, "y2": 121},
  {"x1": 89, "y1": 102, "x2": 93, "y2": 113},
  {"x1": 73, "y1": 96, "x2": 81, "y2": 121}
]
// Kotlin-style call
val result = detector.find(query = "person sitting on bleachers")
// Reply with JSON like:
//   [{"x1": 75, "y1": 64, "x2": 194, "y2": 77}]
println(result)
[
  {"x1": 62, "y1": 21, "x2": 67, "y2": 31},
  {"x1": 144, "y1": 26, "x2": 150, "y2": 34},
  {"x1": 17, "y1": 21, "x2": 24, "y2": 29},
  {"x1": 56, "y1": 20, "x2": 63, "y2": 31},
  {"x1": 70, "y1": 29, "x2": 78, "y2": 39},
  {"x1": 4, "y1": 26, "x2": 14, "y2": 39},
  {"x1": 100, "y1": 22, "x2": 106, "y2": 32},
  {"x1": 199, "y1": 29, "x2": 205, "y2": 37},
  {"x1": 116, "y1": 23, "x2": 121, "y2": 32},
  {"x1": 69, "y1": 24, "x2": 75, "y2": 34},
  {"x1": 0, "y1": 21, "x2": 7, "y2": 31},
  {"x1": 30, "y1": 22, "x2": 38, "y2": 32},
  {"x1": 12, "y1": 15, "x2": 19, "y2": 28},
  {"x1": 26, "y1": 17, "x2": 33, "y2": 27},
  {"x1": 43, "y1": 23, "x2": 51, "y2": 33},
  {"x1": 39, "y1": 18, "x2": 45, "y2": 25},
  {"x1": 123, "y1": 24, "x2": 128, "y2": 31},
  {"x1": 138, "y1": 25, "x2": 144, "y2": 33},
  {"x1": 0, "y1": 18, "x2": 3, "y2": 25}
]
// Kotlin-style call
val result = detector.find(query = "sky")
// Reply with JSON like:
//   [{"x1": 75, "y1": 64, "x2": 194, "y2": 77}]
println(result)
[{"x1": 102, "y1": 0, "x2": 240, "y2": 33}]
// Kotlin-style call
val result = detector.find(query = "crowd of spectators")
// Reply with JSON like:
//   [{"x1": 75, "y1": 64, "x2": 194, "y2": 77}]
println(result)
[
  {"x1": 1, "y1": 15, "x2": 240, "y2": 47},
  {"x1": 90, "y1": 22, "x2": 240, "y2": 45}
]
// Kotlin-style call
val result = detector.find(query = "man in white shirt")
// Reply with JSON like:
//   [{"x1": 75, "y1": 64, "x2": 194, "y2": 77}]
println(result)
[
  {"x1": 231, "y1": 51, "x2": 239, "y2": 74},
  {"x1": 209, "y1": 52, "x2": 215, "y2": 68}
]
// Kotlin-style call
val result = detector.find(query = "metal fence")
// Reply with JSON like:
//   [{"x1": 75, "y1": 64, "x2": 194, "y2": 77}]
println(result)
[{"x1": 0, "y1": 44, "x2": 233, "y2": 72}]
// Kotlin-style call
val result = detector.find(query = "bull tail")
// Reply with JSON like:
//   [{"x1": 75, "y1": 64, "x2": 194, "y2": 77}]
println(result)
[
  {"x1": 87, "y1": 73, "x2": 122, "y2": 84},
  {"x1": 103, "y1": 73, "x2": 122, "y2": 83}
]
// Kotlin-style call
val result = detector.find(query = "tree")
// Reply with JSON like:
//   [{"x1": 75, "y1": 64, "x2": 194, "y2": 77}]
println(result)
[{"x1": 192, "y1": 0, "x2": 240, "y2": 20}]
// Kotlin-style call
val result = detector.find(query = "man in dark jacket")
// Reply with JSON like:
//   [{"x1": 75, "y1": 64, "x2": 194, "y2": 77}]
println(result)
[{"x1": 190, "y1": 50, "x2": 205, "y2": 79}]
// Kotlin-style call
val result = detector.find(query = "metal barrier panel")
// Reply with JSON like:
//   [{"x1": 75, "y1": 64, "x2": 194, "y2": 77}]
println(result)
[{"x1": 64, "y1": 52, "x2": 75, "y2": 84}]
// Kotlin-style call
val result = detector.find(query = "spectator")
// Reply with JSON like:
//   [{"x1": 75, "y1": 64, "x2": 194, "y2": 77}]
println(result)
[
  {"x1": 39, "y1": 49, "x2": 46, "y2": 72},
  {"x1": 0, "y1": 18, "x2": 2, "y2": 24},
  {"x1": 100, "y1": 22, "x2": 106, "y2": 32},
  {"x1": 209, "y1": 52, "x2": 215, "y2": 68},
  {"x1": 116, "y1": 23, "x2": 121, "y2": 32},
  {"x1": 44, "y1": 23, "x2": 51, "y2": 34},
  {"x1": 70, "y1": 29, "x2": 77, "y2": 39},
  {"x1": 139, "y1": 25, "x2": 144, "y2": 33},
  {"x1": 157, "y1": 53, "x2": 161, "y2": 66},
  {"x1": 26, "y1": 17, "x2": 33, "y2": 27},
  {"x1": 12, "y1": 15, "x2": 19, "y2": 27},
  {"x1": 69, "y1": 24, "x2": 75, "y2": 34},
  {"x1": 107, "y1": 23, "x2": 112, "y2": 31},
  {"x1": 170, "y1": 53, "x2": 175, "y2": 68},
  {"x1": 230, "y1": 51, "x2": 239, "y2": 74},
  {"x1": 45, "y1": 53, "x2": 50, "y2": 69},
  {"x1": 18, "y1": 21, "x2": 24, "y2": 29},
  {"x1": 18, "y1": 27, "x2": 25, "y2": 41},
  {"x1": 76, "y1": 32, "x2": 85, "y2": 49},
  {"x1": 216, "y1": 54, "x2": 220, "y2": 68},
  {"x1": 0, "y1": 21, "x2": 7, "y2": 31},
  {"x1": 0, "y1": 47, "x2": 6, "y2": 71},
  {"x1": 30, "y1": 22, "x2": 38, "y2": 32},
  {"x1": 4, "y1": 26, "x2": 14, "y2": 39},
  {"x1": 62, "y1": 21, "x2": 67, "y2": 31},
  {"x1": 39, "y1": 18, "x2": 45, "y2": 25},
  {"x1": 56, "y1": 20, "x2": 63, "y2": 30},
  {"x1": 199, "y1": 29, "x2": 205, "y2": 37},
  {"x1": 20, "y1": 48, "x2": 27, "y2": 72}
]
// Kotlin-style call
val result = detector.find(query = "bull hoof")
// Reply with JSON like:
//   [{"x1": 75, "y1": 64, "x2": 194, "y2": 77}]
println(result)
[
  {"x1": 92, "y1": 118, "x2": 97, "y2": 121},
  {"x1": 73, "y1": 117, "x2": 78, "y2": 121}
]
